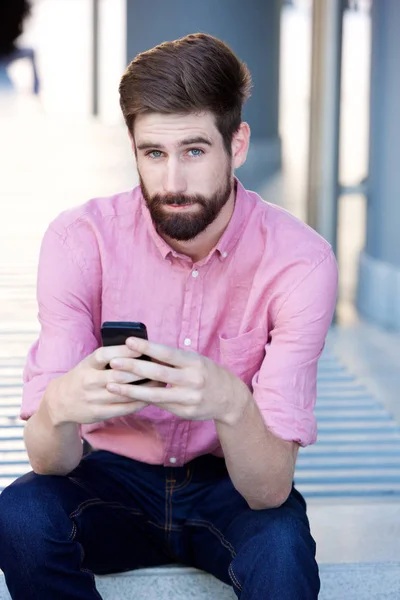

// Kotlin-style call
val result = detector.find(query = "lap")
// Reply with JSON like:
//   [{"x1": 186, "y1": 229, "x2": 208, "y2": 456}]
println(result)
[{"x1": 0, "y1": 450, "x2": 173, "y2": 574}]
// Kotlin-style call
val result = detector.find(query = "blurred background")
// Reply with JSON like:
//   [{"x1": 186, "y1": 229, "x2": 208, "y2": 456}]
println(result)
[
  {"x1": 1, "y1": 0, "x2": 383, "y2": 330},
  {"x1": 3, "y1": 0, "x2": 400, "y2": 578}
]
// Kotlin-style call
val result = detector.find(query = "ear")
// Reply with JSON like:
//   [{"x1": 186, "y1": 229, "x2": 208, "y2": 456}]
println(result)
[{"x1": 231, "y1": 122, "x2": 250, "y2": 169}]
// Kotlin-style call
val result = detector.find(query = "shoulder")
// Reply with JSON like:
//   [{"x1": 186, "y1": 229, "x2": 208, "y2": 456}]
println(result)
[
  {"x1": 48, "y1": 187, "x2": 142, "y2": 241},
  {"x1": 245, "y1": 189, "x2": 334, "y2": 270},
  {"x1": 40, "y1": 187, "x2": 142, "y2": 271},
  {"x1": 238, "y1": 187, "x2": 337, "y2": 309}
]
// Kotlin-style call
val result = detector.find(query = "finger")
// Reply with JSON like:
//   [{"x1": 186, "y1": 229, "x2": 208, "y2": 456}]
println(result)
[
  {"x1": 97, "y1": 400, "x2": 149, "y2": 420},
  {"x1": 125, "y1": 337, "x2": 197, "y2": 368},
  {"x1": 106, "y1": 368, "x2": 143, "y2": 385},
  {"x1": 109, "y1": 357, "x2": 189, "y2": 386},
  {"x1": 106, "y1": 382, "x2": 197, "y2": 405},
  {"x1": 90, "y1": 345, "x2": 143, "y2": 370}
]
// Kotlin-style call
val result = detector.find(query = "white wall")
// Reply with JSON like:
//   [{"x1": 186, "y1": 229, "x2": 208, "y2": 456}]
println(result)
[{"x1": 9, "y1": 0, "x2": 127, "y2": 123}]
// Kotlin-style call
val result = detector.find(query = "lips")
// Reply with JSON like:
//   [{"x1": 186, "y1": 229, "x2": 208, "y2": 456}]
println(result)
[{"x1": 164, "y1": 203, "x2": 198, "y2": 209}]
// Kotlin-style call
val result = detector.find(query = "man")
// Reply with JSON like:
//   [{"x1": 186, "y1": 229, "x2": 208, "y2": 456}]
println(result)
[{"x1": 0, "y1": 33, "x2": 337, "y2": 599}]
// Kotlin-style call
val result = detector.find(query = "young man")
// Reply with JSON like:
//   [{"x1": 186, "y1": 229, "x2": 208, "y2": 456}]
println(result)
[{"x1": 0, "y1": 34, "x2": 337, "y2": 599}]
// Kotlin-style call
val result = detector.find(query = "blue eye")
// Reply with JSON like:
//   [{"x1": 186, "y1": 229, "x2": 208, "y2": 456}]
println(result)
[
  {"x1": 188, "y1": 148, "x2": 203, "y2": 157},
  {"x1": 147, "y1": 150, "x2": 163, "y2": 159}
]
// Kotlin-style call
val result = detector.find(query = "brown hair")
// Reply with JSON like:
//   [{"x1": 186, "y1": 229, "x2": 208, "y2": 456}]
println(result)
[{"x1": 119, "y1": 33, "x2": 252, "y2": 154}]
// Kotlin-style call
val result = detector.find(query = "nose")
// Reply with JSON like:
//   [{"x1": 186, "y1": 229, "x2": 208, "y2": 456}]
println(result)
[{"x1": 162, "y1": 157, "x2": 187, "y2": 195}]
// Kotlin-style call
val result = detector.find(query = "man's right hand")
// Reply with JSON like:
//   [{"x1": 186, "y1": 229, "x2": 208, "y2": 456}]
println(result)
[{"x1": 44, "y1": 345, "x2": 162, "y2": 426}]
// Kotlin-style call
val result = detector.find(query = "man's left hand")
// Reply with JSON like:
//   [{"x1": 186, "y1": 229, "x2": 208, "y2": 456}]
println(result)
[{"x1": 106, "y1": 337, "x2": 250, "y2": 425}]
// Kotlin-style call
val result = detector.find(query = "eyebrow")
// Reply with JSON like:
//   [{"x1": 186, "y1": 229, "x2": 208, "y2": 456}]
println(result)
[{"x1": 136, "y1": 136, "x2": 213, "y2": 151}]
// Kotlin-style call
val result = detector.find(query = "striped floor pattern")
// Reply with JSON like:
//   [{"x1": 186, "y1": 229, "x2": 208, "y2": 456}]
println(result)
[
  {"x1": 296, "y1": 349, "x2": 400, "y2": 498},
  {"x1": 0, "y1": 320, "x2": 399, "y2": 498},
  {"x1": 0, "y1": 265, "x2": 38, "y2": 492}
]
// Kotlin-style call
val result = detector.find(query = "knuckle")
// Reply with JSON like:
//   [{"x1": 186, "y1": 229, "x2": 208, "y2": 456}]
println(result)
[
  {"x1": 93, "y1": 348, "x2": 104, "y2": 366},
  {"x1": 158, "y1": 365, "x2": 170, "y2": 382},
  {"x1": 184, "y1": 406, "x2": 196, "y2": 419},
  {"x1": 82, "y1": 372, "x2": 95, "y2": 391},
  {"x1": 192, "y1": 372, "x2": 206, "y2": 390},
  {"x1": 164, "y1": 349, "x2": 175, "y2": 365},
  {"x1": 190, "y1": 389, "x2": 202, "y2": 404},
  {"x1": 194, "y1": 356, "x2": 204, "y2": 369}
]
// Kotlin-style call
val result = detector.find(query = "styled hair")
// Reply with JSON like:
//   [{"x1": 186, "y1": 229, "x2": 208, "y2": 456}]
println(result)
[
  {"x1": 119, "y1": 33, "x2": 252, "y2": 153},
  {"x1": 0, "y1": 0, "x2": 31, "y2": 57}
]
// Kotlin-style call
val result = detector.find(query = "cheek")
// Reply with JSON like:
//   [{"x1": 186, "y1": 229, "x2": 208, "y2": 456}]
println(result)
[
  {"x1": 191, "y1": 158, "x2": 227, "y2": 189},
  {"x1": 137, "y1": 160, "x2": 162, "y2": 188}
]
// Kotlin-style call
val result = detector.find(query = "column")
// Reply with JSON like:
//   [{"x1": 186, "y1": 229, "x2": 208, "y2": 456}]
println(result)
[{"x1": 357, "y1": 0, "x2": 400, "y2": 330}]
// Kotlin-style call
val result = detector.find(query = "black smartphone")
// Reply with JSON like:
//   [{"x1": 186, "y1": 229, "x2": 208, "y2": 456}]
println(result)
[{"x1": 100, "y1": 321, "x2": 151, "y2": 385}]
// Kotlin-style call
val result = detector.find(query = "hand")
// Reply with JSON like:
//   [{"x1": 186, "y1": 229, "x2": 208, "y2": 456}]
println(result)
[
  {"x1": 106, "y1": 337, "x2": 251, "y2": 425},
  {"x1": 46, "y1": 344, "x2": 164, "y2": 426}
]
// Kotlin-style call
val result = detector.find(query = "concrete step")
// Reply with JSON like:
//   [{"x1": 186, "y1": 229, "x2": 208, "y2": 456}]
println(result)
[{"x1": 1, "y1": 563, "x2": 400, "y2": 599}]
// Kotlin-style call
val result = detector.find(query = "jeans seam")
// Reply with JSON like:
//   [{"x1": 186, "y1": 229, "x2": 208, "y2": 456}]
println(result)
[
  {"x1": 148, "y1": 520, "x2": 182, "y2": 531},
  {"x1": 68, "y1": 499, "x2": 144, "y2": 540},
  {"x1": 228, "y1": 563, "x2": 243, "y2": 592},
  {"x1": 79, "y1": 543, "x2": 103, "y2": 599},
  {"x1": 173, "y1": 467, "x2": 193, "y2": 491},
  {"x1": 168, "y1": 482, "x2": 173, "y2": 538},
  {"x1": 185, "y1": 519, "x2": 236, "y2": 558},
  {"x1": 165, "y1": 477, "x2": 169, "y2": 534}
]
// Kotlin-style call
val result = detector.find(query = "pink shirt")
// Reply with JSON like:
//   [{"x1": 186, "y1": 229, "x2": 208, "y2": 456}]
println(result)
[{"x1": 22, "y1": 180, "x2": 338, "y2": 467}]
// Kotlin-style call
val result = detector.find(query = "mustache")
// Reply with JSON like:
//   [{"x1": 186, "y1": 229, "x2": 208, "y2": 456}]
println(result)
[{"x1": 150, "y1": 194, "x2": 206, "y2": 207}]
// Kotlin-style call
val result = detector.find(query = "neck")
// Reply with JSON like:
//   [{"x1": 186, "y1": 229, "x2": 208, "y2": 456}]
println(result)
[{"x1": 161, "y1": 188, "x2": 236, "y2": 263}]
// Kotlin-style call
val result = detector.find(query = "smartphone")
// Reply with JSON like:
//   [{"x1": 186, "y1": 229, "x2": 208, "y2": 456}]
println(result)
[{"x1": 100, "y1": 321, "x2": 151, "y2": 385}]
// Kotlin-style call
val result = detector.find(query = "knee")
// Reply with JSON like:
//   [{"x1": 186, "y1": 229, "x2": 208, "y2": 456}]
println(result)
[
  {"x1": 231, "y1": 512, "x2": 319, "y2": 597},
  {"x1": 235, "y1": 511, "x2": 316, "y2": 568},
  {"x1": 264, "y1": 512, "x2": 314, "y2": 558}
]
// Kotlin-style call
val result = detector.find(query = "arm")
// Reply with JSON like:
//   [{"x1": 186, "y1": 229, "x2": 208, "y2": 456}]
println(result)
[
  {"x1": 215, "y1": 388, "x2": 298, "y2": 509},
  {"x1": 22, "y1": 225, "x2": 98, "y2": 474},
  {"x1": 24, "y1": 225, "x2": 154, "y2": 476},
  {"x1": 24, "y1": 382, "x2": 83, "y2": 476},
  {"x1": 215, "y1": 249, "x2": 338, "y2": 508}
]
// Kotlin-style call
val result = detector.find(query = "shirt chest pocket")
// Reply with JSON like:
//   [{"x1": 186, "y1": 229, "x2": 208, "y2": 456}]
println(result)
[{"x1": 218, "y1": 327, "x2": 266, "y2": 387}]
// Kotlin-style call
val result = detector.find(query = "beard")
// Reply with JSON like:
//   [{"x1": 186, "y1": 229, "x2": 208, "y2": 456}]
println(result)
[{"x1": 139, "y1": 169, "x2": 233, "y2": 242}]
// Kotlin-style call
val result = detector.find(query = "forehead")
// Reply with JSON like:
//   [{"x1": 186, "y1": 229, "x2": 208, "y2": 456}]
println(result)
[{"x1": 134, "y1": 111, "x2": 221, "y2": 145}]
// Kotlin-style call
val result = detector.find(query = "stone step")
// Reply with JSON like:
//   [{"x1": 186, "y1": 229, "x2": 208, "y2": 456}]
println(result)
[{"x1": 1, "y1": 563, "x2": 400, "y2": 599}]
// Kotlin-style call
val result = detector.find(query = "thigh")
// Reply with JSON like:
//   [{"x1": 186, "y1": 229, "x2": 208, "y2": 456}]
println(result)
[
  {"x1": 183, "y1": 474, "x2": 312, "y2": 585},
  {"x1": 0, "y1": 450, "x2": 172, "y2": 576}
]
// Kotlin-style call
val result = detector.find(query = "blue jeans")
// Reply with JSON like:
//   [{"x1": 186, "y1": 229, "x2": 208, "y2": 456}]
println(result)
[{"x1": 0, "y1": 451, "x2": 319, "y2": 599}]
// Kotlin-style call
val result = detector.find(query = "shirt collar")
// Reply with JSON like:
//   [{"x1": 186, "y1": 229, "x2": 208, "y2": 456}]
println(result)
[{"x1": 139, "y1": 177, "x2": 252, "y2": 264}]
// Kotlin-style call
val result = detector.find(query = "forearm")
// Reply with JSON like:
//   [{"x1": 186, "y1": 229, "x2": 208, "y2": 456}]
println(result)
[
  {"x1": 215, "y1": 387, "x2": 297, "y2": 510},
  {"x1": 24, "y1": 381, "x2": 83, "y2": 476}
]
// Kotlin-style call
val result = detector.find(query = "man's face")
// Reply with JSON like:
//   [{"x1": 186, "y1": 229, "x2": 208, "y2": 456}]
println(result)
[{"x1": 133, "y1": 112, "x2": 233, "y2": 241}]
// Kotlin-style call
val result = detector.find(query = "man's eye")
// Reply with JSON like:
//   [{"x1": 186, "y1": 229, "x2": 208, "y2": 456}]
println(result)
[
  {"x1": 147, "y1": 150, "x2": 163, "y2": 159},
  {"x1": 188, "y1": 148, "x2": 204, "y2": 157}
]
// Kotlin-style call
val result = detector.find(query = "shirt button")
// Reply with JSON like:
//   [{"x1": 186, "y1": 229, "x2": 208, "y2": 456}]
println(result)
[
  {"x1": 169, "y1": 457, "x2": 177, "y2": 464},
  {"x1": 184, "y1": 338, "x2": 192, "y2": 346},
  {"x1": 192, "y1": 270, "x2": 199, "y2": 278},
  {"x1": 222, "y1": 251, "x2": 228, "y2": 258}
]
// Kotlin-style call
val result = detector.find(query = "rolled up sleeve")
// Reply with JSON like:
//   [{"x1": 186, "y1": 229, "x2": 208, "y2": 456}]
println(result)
[
  {"x1": 21, "y1": 225, "x2": 99, "y2": 420},
  {"x1": 253, "y1": 249, "x2": 338, "y2": 446}
]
